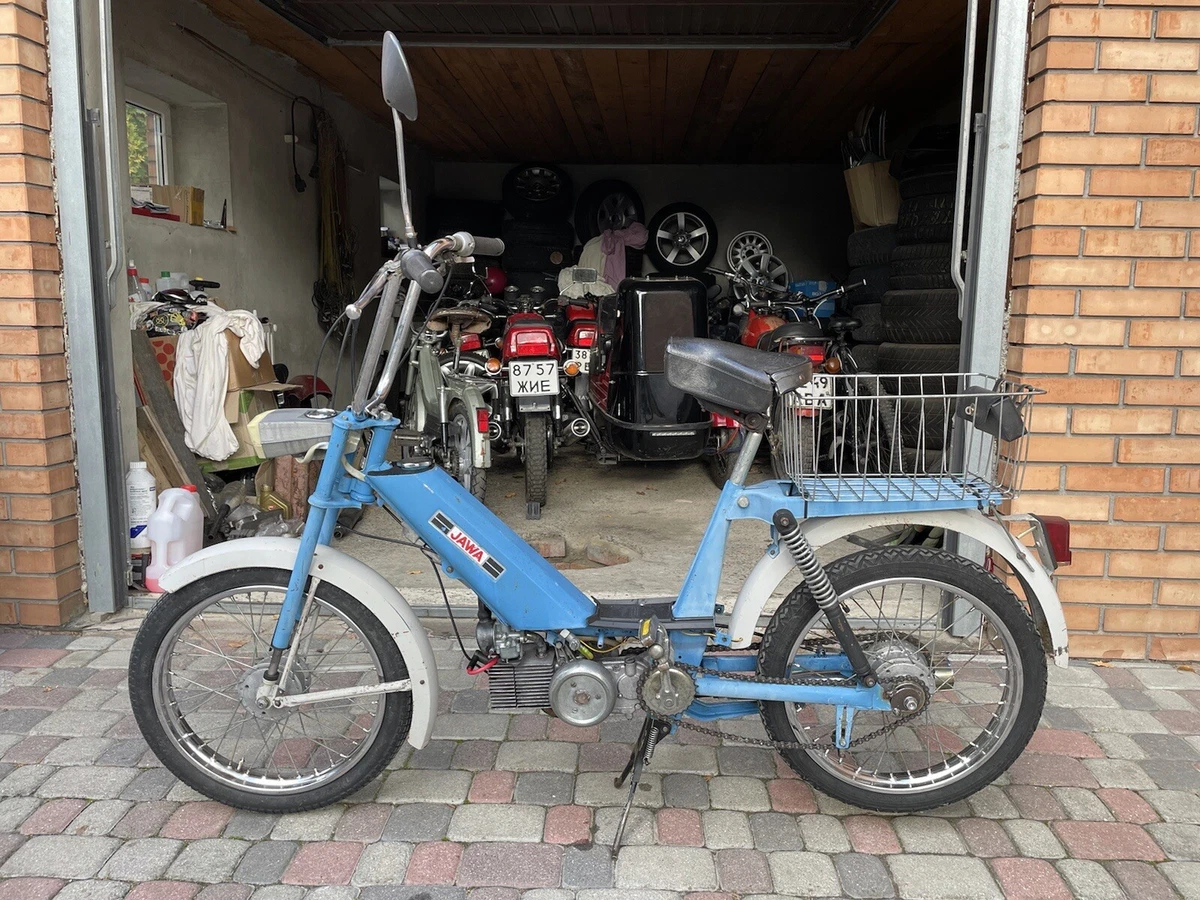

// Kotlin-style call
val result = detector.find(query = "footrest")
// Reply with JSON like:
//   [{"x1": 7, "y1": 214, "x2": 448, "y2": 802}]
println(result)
[{"x1": 588, "y1": 598, "x2": 714, "y2": 632}]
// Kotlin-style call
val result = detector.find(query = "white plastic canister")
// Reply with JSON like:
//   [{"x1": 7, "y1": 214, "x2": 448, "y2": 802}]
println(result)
[
  {"x1": 126, "y1": 461, "x2": 158, "y2": 550},
  {"x1": 144, "y1": 485, "x2": 204, "y2": 592}
]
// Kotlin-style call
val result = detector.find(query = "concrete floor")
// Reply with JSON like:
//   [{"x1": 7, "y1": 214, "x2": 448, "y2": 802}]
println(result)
[{"x1": 338, "y1": 444, "x2": 859, "y2": 609}]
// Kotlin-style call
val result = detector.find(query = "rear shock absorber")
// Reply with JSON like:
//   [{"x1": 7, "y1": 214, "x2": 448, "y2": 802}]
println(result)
[{"x1": 773, "y1": 509, "x2": 876, "y2": 687}]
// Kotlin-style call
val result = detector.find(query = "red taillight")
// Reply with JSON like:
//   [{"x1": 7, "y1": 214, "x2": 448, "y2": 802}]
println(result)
[
  {"x1": 800, "y1": 344, "x2": 826, "y2": 366},
  {"x1": 476, "y1": 408, "x2": 489, "y2": 434},
  {"x1": 460, "y1": 333, "x2": 483, "y2": 352},
  {"x1": 1035, "y1": 515, "x2": 1072, "y2": 568},
  {"x1": 504, "y1": 327, "x2": 556, "y2": 358},
  {"x1": 569, "y1": 323, "x2": 598, "y2": 348}
]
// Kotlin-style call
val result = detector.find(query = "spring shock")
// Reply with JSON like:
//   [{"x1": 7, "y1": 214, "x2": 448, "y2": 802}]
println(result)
[{"x1": 773, "y1": 509, "x2": 877, "y2": 687}]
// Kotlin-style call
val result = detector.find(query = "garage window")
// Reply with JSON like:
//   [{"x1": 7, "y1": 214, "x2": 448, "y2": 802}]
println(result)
[{"x1": 125, "y1": 89, "x2": 170, "y2": 187}]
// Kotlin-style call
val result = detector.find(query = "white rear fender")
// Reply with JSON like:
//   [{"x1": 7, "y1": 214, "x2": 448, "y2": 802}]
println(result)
[
  {"x1": 158, "y1": 537, "x2": 440, "y2": 747},
  {"x1": 728, "y1": 509, "x2": 1070, "y2": 667}
]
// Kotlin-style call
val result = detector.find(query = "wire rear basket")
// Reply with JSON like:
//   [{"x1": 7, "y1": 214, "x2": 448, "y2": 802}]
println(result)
[{"x1": 772, "y1": 372, "x2": 1042, "y2": 507}]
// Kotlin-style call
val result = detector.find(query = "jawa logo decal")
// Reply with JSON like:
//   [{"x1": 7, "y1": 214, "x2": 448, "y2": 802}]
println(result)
[{"x1": 430, "y1": 511, "x2": 505, "y2": 578}]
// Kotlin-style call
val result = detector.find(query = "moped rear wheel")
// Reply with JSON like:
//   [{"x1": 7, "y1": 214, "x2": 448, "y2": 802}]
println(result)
[
  {"x1": 757, "y1": 547, "x2": 1046, "y2": 812},
  {"x1": 129, "y1": 569, "x2": 412, "y2": 812}
]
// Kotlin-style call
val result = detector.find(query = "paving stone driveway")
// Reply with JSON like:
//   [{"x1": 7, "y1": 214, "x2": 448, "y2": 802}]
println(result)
[{"x1": 0, "y1": 620, "x2": 1197, "y2": 899}]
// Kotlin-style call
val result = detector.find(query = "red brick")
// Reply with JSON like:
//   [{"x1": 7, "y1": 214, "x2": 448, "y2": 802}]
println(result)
[
  {"x1": 1023, "y1": 102, "x2": 1093, "y2": 136},
  {"x1": 767, "y1": 778, "x2": 817, "y2": 813},
  {"x1": 1019, "y1": 167, "x2": 1087, "y2": 197},
  {"x1": 1095, "y1": 105, "x2": 1197, "y2": 134},
  {"x1": 406, "y1": 842, "x2": 463, "y2": 885},
  {"x1": 1011, "y1": 317, "x2": 1126, "y2": 345},
  {"x1": 1157, "y1": 9, "x2": 1200, "y2": 37},
  {"x1": 159, "y1": 802, "x2": 234, "y2": 840},
  {"x1": 543, "y1": 805, "x2": 591, "y2": 845},
  {"x1": 1058, "y1": 578, "x2": 1154, "y2": 605},
  {"x1": 1151, "y1": 73, "x2": 1200, "y2": 101},
  {"x1": 1017, "y1": 197, "x2": 1137, "y2": 227},
  {"x1": 1025, "y1": 729, "x2": 1106, "y2": 758},
  {"x1": 1126, "y1": 379, "x2": 1200, "y2": 404},
  {"x1": 1027, "y1": 435, "x2": 1115, "y2": 463},
  {"x1": 1007, "y1": 346, "x2": 1071, "y2": 374},
  {"x1": 1024, "y1": 134, "x2": 1144, "y2": 166},
  {"x1": 1015, "y1": 256, "x2": 1131, "y2": 286},
  {"x1": 467, "y1": 769, "x2": 514, "y2": 803},
  {"x1": 1033, "y1": 7, "x2": 1152, "y2": 40},
  {"x1": 1069, "y1": 524, "x2": 1160, "y2": 550},
  {"x1": 0, "y1": 880, "x2": 66, "y2": 900},
  {"x1": 1100, "y1": 39, "x2": 1200, "y2": 69},
  {"x1": 1116, "y1": 495, "x2": 1200, "y2": 520},
  {"x1": 1129, "y1": 318, "x2": 1200, "y2": 346},
  {"x1": 1010, "y1": 288, "x2": 1078, "y2": 316},
  {"x1": 1097, "y1": 788, "x2": 1159, "y2": 824},
  {"x1": 1065, "y1": 465, "x2": 1165, "y2": 491},
  {"x1": 1029, "y1": 41, "x2": 1099, "y2": 73},
  {"x1": 992, "y1": 858, "x2": 1072, "y2": 900},
  {"x1": 656, "y1": 808, "x2": 704, "y2": 846},
  {"x1": 1150, "y1": 635, "x2": 1200, "y2": 659},
  {"x1": 1165, "y1": 524, "x2": 1200, "y2": 549},
  {"x1": 1052, "y1": 821, "x2": 1167, "y2": 861},
  {"x1": 1119, "y1": 437, "x2": 1200, "y2": 464},
  {"x1": 1030, "y1": 72, "x2": 1148, "y2": 103},
  {"x1": 1147, "y1": 139, "x2": 1200, "y2": 166},
  {"x1": 843, "y1": 815, "x2": 901, "y2": 854},
  {"x1": 1069, "y1": 633, "x2": 1147, "y2": 659},
  {"x1": 19, "y1": 798, "x2": 85, "y2": 835},
  {"x1": 1105, "y1": 606, "x2": 1200, "y2": 632},
  {"x1": 1084, "y1": 230, "x2": 1185, "y2": 259},
  {"x1": 958, "y1": 818, "x2": 1018, "y2": 857},
  {"x1": 1075, "y1": 349, "x2": 1177, "y2": 376},
  {"x1": 282, "y1": 842, "x2": 362, "y2": 886}
]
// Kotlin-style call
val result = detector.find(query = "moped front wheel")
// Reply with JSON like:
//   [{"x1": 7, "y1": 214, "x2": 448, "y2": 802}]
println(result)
[
  {"x1": 448, "y1": 401, "x2": 487, "y2": 501},
  {"x1": 129, "y1": 568, "x2": 413, "y2": 812},
  {"x1": 757, "y1": 547, "x2": 1046, "y2": 812}
]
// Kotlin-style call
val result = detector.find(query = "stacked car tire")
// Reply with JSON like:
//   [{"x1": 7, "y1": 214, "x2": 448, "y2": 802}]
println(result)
[
  {"x1": 878, "y1": 140, "x2": 965, "y2": 468},
  {"x1": 844, "y1": 224, "x2": 896, "y2": 373},
  {"x1": 501, "y1": 164, "x2": 576, "y2": 296}
]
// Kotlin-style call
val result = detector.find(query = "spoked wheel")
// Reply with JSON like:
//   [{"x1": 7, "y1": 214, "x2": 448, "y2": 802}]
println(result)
[
  {"x1": 758, "y1": 547, "x2": 1046, "y2": 812},
  {"x1": 447, "y1": 401, "x2": 487, "y2": 500},
  {"x1": 129, "y1": 569, "x2": 413, "y2": 812},
  {"x1": 727, "y1": 230, "x2": 772, "y2": 270}
]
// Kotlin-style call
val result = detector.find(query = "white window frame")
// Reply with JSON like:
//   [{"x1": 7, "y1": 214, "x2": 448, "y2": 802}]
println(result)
[{"x1": 125, "y1": 86, "x2": 172, "y2": 186}]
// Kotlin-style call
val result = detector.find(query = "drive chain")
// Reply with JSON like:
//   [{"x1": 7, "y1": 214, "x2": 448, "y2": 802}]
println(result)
[{"x1": 637, "y1": 658, "x2": 927, "y2": 752}]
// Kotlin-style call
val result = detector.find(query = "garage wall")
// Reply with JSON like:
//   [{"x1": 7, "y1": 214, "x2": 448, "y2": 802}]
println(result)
[
  {"x1": 1010, "y1": 0, "x2": 1200, "y2": 660},
  {"x1": 433, "y1": 163, "x2": 853, "y2": 279},
  {"x1": 112, "y1": 0, "x2": 400, "y2": 432}
]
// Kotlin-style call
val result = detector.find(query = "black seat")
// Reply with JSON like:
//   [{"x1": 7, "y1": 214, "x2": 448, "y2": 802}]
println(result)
[
  {"x1": 665, "y1": 337, "x2": 812, "y2": 418},
  {"x1": 828, "y1": 315, "x2": 862, "y2": 334}
]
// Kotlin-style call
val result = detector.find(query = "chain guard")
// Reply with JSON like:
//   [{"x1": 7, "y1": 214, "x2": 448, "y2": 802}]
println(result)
[{"x1": 638, "y1": 656, "x2": 927, "y2": 753}]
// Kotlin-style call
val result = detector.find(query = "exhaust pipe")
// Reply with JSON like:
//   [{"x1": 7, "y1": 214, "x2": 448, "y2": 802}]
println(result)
[{"x1": 569, "y1": 417, "x2": 591, "y2": 438}]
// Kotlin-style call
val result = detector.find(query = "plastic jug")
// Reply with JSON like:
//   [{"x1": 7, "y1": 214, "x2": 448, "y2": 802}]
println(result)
[
  {"x1": 145, "y1": 485, "x2": 204, "y2": 592},
  {"x1": 126, "y1": 461, "x2": 157, "y2": 550}
]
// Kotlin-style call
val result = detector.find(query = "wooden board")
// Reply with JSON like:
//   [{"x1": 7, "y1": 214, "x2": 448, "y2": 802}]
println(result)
[{"x1": 131, "y1": 331, "x2": 218, "y2": 520}]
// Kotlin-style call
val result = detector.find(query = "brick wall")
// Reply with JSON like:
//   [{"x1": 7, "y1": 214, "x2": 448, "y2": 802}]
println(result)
[
  {"x1": 1013, "y1": 0, "x2": 1200, "y2": 659},
  {"x1": 0, "y1": 0, "x2": 83, "y2": 626}
]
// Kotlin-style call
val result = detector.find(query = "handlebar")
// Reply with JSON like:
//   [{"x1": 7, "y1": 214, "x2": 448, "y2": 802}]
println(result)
[{"x1": 349, "y1": 231, "x2": 504, "y2": 414}]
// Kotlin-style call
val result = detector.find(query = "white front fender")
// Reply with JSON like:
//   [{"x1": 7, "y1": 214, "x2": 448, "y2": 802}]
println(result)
[
  {"x1": 158, "y1": 537, "x2": 440, "y2": 748},
  {"x1": 728, "y1": 509, "x2": 1070, "y2": 667}
]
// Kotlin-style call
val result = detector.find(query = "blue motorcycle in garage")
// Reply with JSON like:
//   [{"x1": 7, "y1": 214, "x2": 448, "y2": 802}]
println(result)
[{"x1": 128, "y1": 33, "x2": 1072, "y2": 854}]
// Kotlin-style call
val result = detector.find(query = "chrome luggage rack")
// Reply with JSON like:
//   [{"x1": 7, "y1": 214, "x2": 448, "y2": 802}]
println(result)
[{"x1": 772, "y1": 372, "x2": 1042, "y2": 509}]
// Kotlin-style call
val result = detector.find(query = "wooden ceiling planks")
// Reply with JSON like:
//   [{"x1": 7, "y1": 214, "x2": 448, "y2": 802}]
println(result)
[{"x1": 193, "y1": 0, "x2": 967, "y2": 164}]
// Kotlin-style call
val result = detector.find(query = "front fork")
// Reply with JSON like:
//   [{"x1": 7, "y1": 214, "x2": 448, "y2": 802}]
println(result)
[{"x1": 262, "y1": 413, "x2": 397, "y2": 683}]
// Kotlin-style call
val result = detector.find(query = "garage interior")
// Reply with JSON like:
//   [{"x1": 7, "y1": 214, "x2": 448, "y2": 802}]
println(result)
[{"x1": 108, "y1": 0, "x2": 1000, "y2": 610}]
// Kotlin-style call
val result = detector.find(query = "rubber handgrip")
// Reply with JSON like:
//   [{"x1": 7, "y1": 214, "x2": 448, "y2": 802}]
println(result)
[
  {"x1": 401, "y1": 248, "x2": 444, "y2": 293},
  {"x1": 472, "y1": 236, "x2": 505, "y2": 258}
]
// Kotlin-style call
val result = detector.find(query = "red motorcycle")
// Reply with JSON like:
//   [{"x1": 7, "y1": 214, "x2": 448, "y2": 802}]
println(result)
[{"x1": 496, "y1": 285, "x2": 566, "y2": 519}]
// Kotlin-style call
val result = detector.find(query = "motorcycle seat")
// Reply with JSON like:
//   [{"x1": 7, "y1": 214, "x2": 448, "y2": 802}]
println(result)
[
  {"x1": 665, "y1": 337, "x2": 812, "y2": 420},
  {"x1": 828, "y1": 315, "x2": 862, "y2": 334}
]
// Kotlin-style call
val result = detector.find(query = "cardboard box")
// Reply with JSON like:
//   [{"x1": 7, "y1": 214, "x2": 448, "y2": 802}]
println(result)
[
  {"x1": 200, "y1": 383, "x2": 294, "y2": 471},
  {"x1": 844, "y1": 161, "x2": 901, "y2": 228},
  {"x1": 150, "y1": 184, "x2": 205, "y2": 225},
  {"x1": 149, "y1": 335, "x2": 178, "y2": 394},
  {"x1": 226, "y1": 331, "x2": 276, "y2": 389}
]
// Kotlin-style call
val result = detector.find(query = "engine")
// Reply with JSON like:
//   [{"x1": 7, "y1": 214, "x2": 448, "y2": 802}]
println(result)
[{"x1": 477, "y1": 620, "x2": 651, "y2": 725}]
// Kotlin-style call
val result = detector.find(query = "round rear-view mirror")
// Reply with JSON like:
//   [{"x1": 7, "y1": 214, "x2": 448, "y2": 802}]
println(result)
[{"x1": 381, "y1": 32, "x2": 418, "y2": 121}]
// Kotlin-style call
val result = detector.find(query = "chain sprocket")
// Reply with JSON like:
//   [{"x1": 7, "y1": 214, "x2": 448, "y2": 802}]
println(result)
[{"x1": 638, "y1": 657, "x2": 927, "y2": 752}]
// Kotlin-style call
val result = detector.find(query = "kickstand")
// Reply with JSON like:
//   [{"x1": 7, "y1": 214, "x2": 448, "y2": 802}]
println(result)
[{"x1": 612, "y1": 716, "x2": 669, "y2": 856}]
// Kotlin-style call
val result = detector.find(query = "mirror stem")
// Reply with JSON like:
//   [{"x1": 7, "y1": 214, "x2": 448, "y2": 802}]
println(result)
[{"x1": 393, "y1": 109, "x2": 417, "y2": 244}]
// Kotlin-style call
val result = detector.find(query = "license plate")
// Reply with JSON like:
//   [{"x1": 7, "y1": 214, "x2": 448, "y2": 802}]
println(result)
[
  {"x1": 793, "y1": 374, "x2": 834, "y2": 411},
  {"x1": 509, "y1": 360, "x2": 560, "y2": 397},
  {"x1": 569, "y1": 348, "x2": 590, "y2": 374}
]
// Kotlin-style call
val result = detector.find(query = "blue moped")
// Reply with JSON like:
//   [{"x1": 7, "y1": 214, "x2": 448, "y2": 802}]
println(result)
[{"x1": 129, "y1": 34, "x2": 1072, "y2": 851}]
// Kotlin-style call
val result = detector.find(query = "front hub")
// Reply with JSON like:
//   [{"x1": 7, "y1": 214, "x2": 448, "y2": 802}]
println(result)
[{"x1": 239, "y1": 662, "x2": 311, "y2": 720}]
